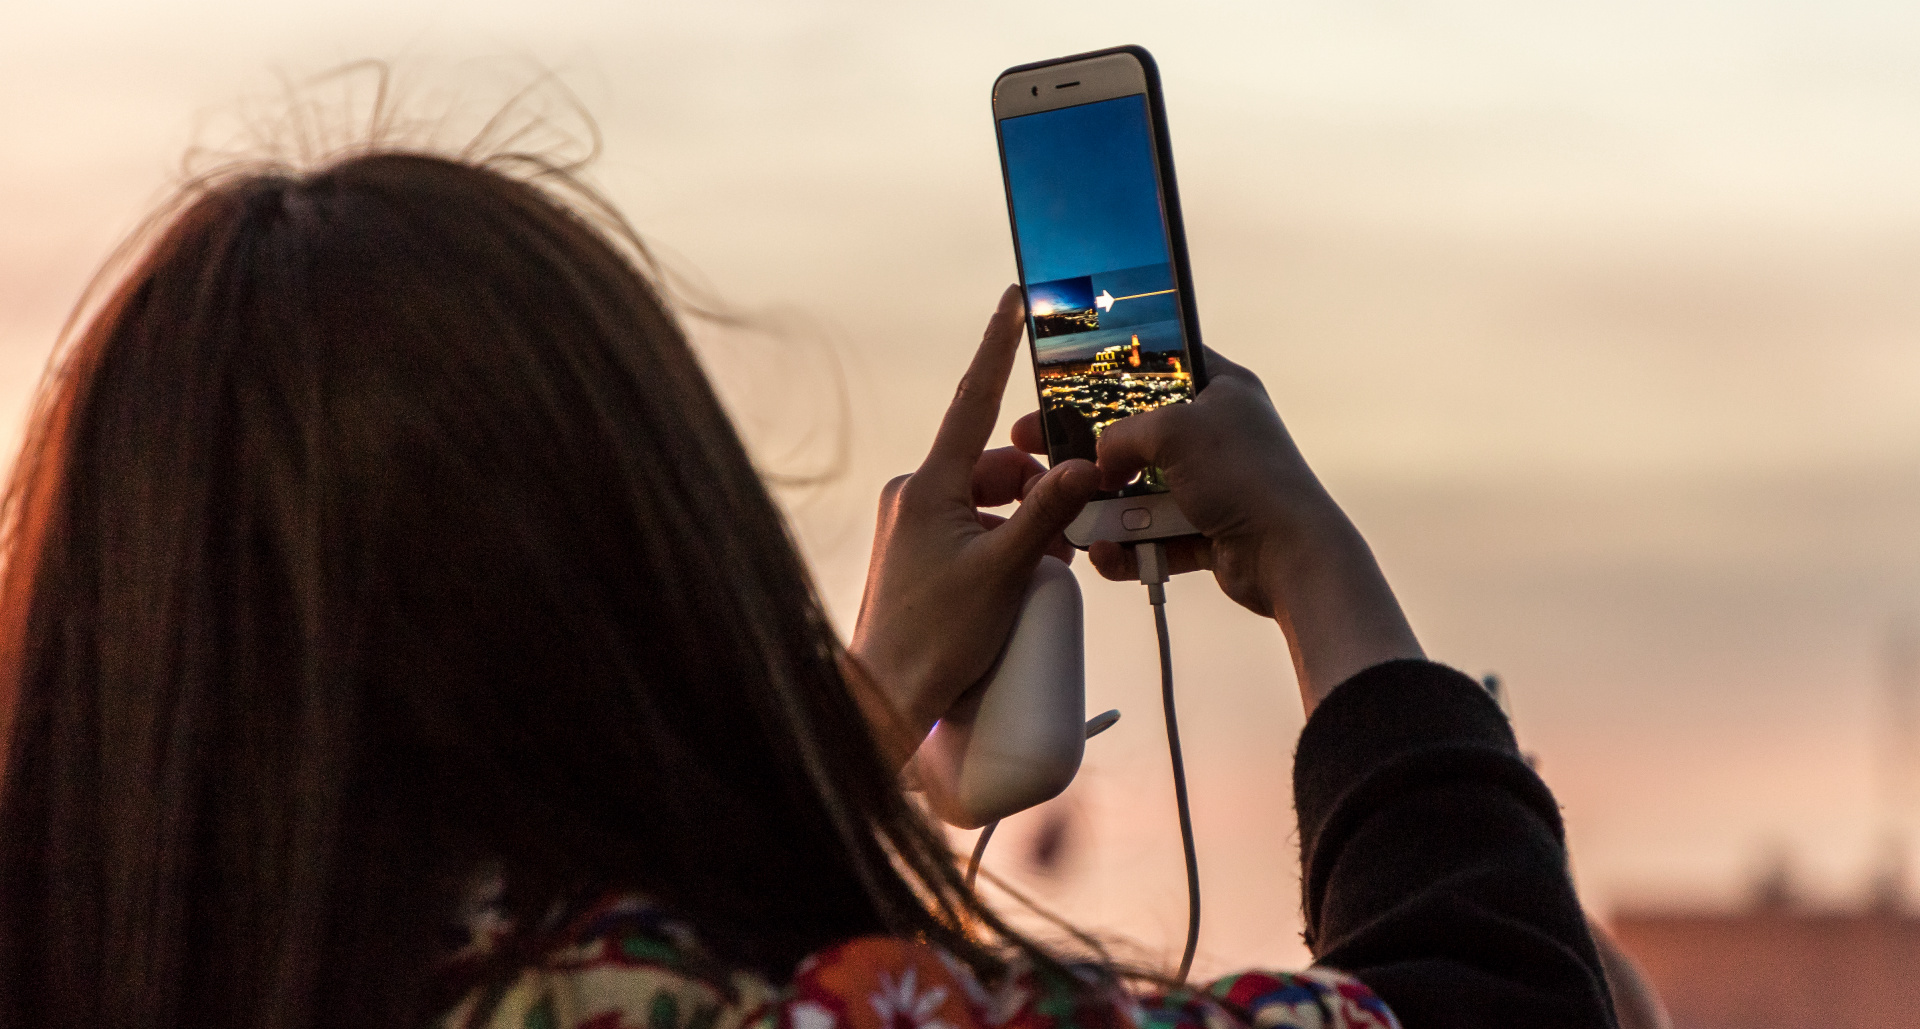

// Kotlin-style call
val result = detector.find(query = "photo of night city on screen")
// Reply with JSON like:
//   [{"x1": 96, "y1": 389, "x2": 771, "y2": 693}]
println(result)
[
  {"x1": 1002, "y1": 93, "x2": 1195, "y2": 490},
  {"x1": 1027, "y1": 266, "x2": 1192, "y2": 461}
]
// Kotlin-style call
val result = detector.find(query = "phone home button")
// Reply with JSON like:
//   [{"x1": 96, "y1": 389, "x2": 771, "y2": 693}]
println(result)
[{"x1": 1121, "y1": 507, "x2": 1153, "y2": 531}]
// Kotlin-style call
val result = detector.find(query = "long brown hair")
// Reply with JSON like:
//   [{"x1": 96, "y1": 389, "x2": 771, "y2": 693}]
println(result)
[{"x1": 0, "y1": 150, "x2": 1061, "y2": 1027}]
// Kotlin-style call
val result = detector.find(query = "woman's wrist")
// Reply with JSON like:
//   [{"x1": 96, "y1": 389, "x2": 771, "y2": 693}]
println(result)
[
  {"x1": 1254, "y1": 513, "x2": 1425, "y2": 713},
  {"x1": 842, "y1": 638, "x2": 941, "y2": 770},
  {"x1": 847, "y1": 626, "x2": 937, "y2": 723}
]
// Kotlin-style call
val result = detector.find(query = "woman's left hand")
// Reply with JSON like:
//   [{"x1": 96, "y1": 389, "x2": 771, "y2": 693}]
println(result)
[{"x1": 850, "y1": 286, "x2": 1097, "y2": 762}]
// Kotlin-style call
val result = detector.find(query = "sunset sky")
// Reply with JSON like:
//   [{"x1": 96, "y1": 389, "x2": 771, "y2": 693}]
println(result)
[{"x1": 8, "y1": 0, "x2": 1920, "y2": 975}]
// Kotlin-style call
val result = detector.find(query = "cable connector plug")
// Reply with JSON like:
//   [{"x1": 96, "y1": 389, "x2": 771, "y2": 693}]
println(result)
[{"x1": 1136, "y1": 539, "x2": 1169, "y2": 606}]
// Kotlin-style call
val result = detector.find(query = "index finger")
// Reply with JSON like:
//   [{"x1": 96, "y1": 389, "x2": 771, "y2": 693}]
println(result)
[{"x1": 919, "y1": 285, "x2": 1026, "y2": 487}]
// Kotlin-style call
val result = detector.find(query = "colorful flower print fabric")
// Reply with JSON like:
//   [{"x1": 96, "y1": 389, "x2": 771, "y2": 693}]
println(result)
[{"x1": 441, "y1": 895, "x2": 1398, "y2": 1029}]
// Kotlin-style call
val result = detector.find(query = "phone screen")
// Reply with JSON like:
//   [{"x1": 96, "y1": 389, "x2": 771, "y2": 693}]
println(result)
[{"x1": 1000, "y1": 92, "x2": 1197, "y2": 495}]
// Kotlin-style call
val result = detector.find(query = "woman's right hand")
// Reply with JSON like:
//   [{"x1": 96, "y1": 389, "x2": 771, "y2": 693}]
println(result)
[{"x1": 1010, "y1": 347, "x2": 1424, "y2": 711}]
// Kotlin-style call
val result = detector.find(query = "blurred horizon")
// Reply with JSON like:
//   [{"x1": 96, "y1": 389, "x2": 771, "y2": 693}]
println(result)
[{"x1": 8, "y1": 0, "x2": 1920, "y2": 975}]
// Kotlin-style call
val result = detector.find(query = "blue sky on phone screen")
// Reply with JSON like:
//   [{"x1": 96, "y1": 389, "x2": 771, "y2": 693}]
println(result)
[{"x1": 1001, "y1": 95, "x2": 1167, "y2": 285}]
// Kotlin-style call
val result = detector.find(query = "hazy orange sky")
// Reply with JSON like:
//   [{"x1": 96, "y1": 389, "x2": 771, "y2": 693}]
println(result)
[{"x1": 8, "y1": 0, "x2": 1920, "y2": 975}]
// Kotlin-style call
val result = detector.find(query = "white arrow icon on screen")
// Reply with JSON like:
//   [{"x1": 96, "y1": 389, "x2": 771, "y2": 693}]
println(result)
[{"x1": 1095, "y1": 288, "x2": 1174, "y2": 313}]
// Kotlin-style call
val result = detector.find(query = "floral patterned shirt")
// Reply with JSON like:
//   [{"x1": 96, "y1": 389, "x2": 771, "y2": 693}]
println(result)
[{"x1": 439, "y1": 895, "x2": 1398, "y2": 1029}]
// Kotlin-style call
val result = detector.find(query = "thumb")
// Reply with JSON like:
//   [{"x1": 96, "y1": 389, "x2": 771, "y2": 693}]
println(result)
[
  {"x1": 990, "y1": 459, "x2": 1097, "y2": 565},
  {"x1": 1093, "y1": 402, "x2": 1182, "y2": 492}
]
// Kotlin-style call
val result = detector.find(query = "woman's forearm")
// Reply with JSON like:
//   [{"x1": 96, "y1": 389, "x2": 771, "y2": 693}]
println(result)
[
  {"x1": 1259, "y1": 515, "x2": 1425, "y2": 714},
  {"x1": 1294, "y1": 661, "x2": 1616, "y2": 1028}
]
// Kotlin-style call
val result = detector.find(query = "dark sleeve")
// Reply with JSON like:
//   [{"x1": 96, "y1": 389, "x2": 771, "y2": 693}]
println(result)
[{"x1": 1292, "y1": 659, "x2": 1616, "y2": 1029}]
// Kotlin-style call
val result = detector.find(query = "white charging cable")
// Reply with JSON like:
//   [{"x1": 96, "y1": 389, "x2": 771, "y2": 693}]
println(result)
[
  {"x1": 1136, "y1": 540, "x2": 1201, "y2": 984},
  {"x1": 961, "y1": 541, "x2": 1201, "y2": 985}
]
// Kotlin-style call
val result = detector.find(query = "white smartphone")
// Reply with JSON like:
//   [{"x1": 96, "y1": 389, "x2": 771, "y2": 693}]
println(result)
[{"x1": 993, "y1": 45, "x2": 1209, "y2": 549}]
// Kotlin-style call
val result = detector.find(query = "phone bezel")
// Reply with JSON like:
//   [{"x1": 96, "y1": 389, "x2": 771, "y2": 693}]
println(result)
[{"x1": 992, "y1": 46, "x2": 1209, "y2": 548}]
